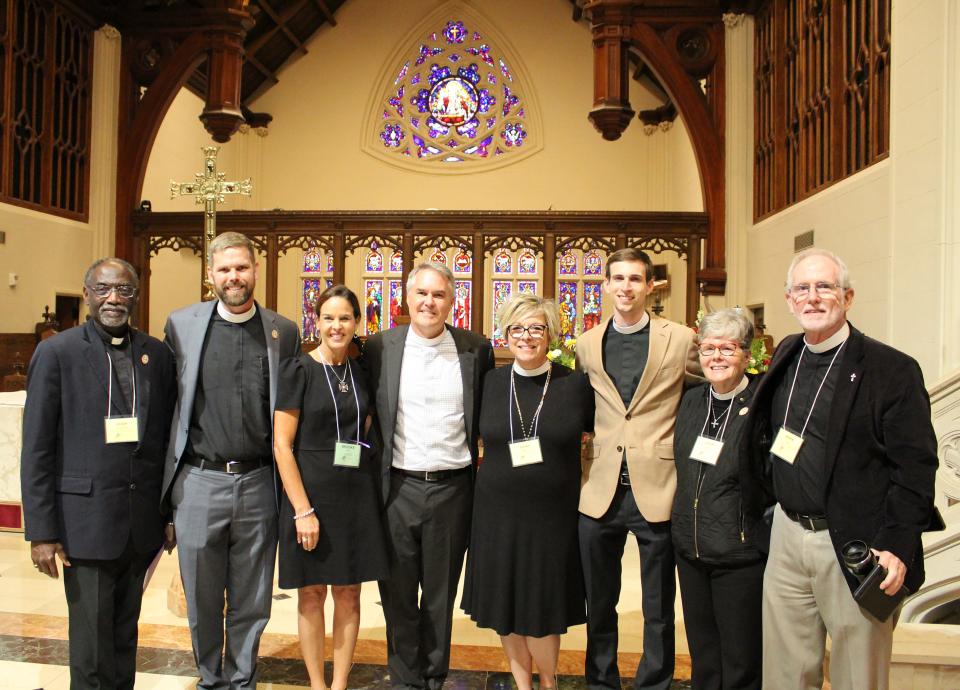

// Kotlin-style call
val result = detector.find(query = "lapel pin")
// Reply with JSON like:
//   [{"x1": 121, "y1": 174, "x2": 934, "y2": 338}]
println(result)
[
  {"x1": 850, "y1": 373, "x2": 857, "y2": 382},
  {"x1": 141, "y1": 354, "x2": 149, "y2": 365},
  {"x1": 271, "y1": 329, "x2": 279, "y2": 340},
  {"x1": 739, "y1": 407, "x2": 749, "y2": 416}
]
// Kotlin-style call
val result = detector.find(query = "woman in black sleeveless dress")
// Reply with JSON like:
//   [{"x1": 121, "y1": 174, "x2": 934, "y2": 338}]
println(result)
[{"x1": 274, "y1": 285, "x2": 389, "y2": 690}]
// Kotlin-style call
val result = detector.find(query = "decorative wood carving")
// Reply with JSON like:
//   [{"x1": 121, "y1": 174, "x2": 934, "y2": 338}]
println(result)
[
  {"x1": 585, "y1": 0, "x2": 635, "y2": 141},
  {"x1": 555, "y1": 235, "x2": 617, "y2": 253},
  {"x1": 629, "y1": 236, "x2": 689, "y2": 259},
  {"x1": 344, "y1": 233, "x2": 403, "y2": 254},
  {"x1": 412, "y1": 234, "x2": 471, "y2": 254},
  {"x1": 482, "y1": 235, "x2": 545, "y2": 255},
  {"x1": 149, "y1": 234, "x2": 203, "y2": 256},
  {"x1": 277, "y1": 234, "x2": 336, "y2": 255}
]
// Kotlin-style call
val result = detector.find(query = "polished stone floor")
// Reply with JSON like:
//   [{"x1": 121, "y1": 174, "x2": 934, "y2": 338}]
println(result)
[{"x1": 0, "y1": 532, "x2": 693, "y2": 689}]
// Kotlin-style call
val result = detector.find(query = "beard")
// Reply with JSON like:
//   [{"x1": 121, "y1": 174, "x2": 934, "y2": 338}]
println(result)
[
  {"x1": 216, "y1": 280, "x2": 252, "y2": 307},
  {"x1": 97, "y1": 304, "x2": 130, "y2": 329}
]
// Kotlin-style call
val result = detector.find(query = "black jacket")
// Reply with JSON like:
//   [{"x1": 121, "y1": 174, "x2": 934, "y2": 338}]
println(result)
[
  {"x1": 752, "y1": 324, "x2": 939, "y2": 595},
  {"x1": 672, "y1": 378, "x2": 774, "y2": 565},
  {"x1": 20, "y1": 321, "x2": 177, "y2": 560}
]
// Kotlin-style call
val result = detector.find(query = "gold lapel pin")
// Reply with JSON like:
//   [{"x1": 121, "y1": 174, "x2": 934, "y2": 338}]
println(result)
[
  {"x1": 271, "y1": 329, "x2": 279, "y2": 340},
  {"x1": 141, "y1": 354, "x2": 149, "y2": 365}
]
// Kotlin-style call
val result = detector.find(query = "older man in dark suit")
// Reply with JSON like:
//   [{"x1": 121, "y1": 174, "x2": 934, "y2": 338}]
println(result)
[
  {"x1": 21, "y1": 257, "x2": 176, "y2": 690},
  {"x1": 365, "y1": 262, "x2": 494, "y2": 690},
  {"x1": 753, "y1": 248, "x2": 938, "y2": 690}
]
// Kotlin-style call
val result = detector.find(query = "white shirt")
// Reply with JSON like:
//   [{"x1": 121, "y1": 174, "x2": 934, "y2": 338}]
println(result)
[{"x1": 392, "y1": 327, "x2": 472, "y2": 471}]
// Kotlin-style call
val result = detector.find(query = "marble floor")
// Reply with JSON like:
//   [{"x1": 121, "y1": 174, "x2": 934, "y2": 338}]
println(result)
[{"x1": 0, "y1": 532, "x2": 693, "y2": 689}]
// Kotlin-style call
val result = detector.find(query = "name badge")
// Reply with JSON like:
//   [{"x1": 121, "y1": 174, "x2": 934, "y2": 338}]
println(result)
[
  {"x1": 509, "y1": 438, "x2": 544, "y2": 467},
  {"x1": 690, "y1": 435, "x2": 723, "y2": 465},
  {"x1": 104, "y1": 416, "x2": 139, "y2": 444},
  {"x1": 771, "y1": 427, "x2": 804, "y2": 464},
  {"x1": 333, "y1": 441, "x2": 362, "y2": 468}
]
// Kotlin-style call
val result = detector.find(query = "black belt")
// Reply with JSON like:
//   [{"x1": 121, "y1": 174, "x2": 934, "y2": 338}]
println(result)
[
  {"x1": 391, "y1": 466, "x2": 471, "y2": 482},
  {"x1": 186, "y1": 455, "x2": 270, "y2": 475},
  {"x1": 783, "y1": 509, "x2": 829, "y2": 532}
]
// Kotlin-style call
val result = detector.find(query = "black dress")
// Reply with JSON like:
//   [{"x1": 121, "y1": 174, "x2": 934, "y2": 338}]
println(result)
[
  {"x1": 276, "y1": 354, "x2": 389, "y2": 588},
  {"x1": 461, "y1": 363, "x2": 594, "y2": 637}
]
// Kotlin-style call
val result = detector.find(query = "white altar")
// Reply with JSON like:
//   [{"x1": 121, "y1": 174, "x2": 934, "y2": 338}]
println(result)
[{"x1": 0, "y1": 390, "x2": 26, "y2": 531}]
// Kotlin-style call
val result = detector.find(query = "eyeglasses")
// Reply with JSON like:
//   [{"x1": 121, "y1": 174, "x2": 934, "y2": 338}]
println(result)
[
  {"x1": 698, "y1": 344, "x2": 741, "y2": 357},
  {"x1": 87, "y1": 283, "x2": 138, "y2": 299},
  {"x1": 789, "y1": 282, "x2": 842, "y2": 299},
  {"x1": 507, "y1": 324, "x2": 547, "y2": 340}
]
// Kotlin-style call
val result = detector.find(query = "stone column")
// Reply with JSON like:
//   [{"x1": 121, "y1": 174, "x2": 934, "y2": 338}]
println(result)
[{"x1": 89, "y1": 26, "x2": 122, "y2": 262}]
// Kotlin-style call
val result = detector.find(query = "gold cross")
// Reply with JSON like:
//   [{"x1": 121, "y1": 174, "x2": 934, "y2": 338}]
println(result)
[{"x1": 170, "y1": 146, "x2": 252, "y2": 300}]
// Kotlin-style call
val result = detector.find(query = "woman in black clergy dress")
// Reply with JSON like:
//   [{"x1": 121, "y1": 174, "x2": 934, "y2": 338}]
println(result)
[
  {"x1": 462, "y1": 293, "x2": 594, "y2": 690},
  {"x1": 274, "y1": 285, "x2": 389, "y2": 690}
]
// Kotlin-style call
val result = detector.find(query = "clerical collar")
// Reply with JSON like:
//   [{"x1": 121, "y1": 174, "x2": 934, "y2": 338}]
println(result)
[
  {"x1": 217, "y1": 301, "x2": 257, "y2": 324},
  {"x1": 407, "y1": 325, "x2": 449, "y2": 347},
  {"x1": 612, "y1": 311, "x2": 650, "y2": 335},
  {"x1": 805, "y1": 322, "x2": 850, "y2": 354},
  {"x1": 92, "y1": 319, "x2": 129, "y2": 347},
  {"x1": 513, "y1": 360, "x2": 551, "y2": 377},
  {"x1": 711, "y1": 375, "x2": 749, "y2": 400}
]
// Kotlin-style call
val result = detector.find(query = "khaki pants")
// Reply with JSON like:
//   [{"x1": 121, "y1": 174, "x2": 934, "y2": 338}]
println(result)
[{"x1": 762, "y1": 505, "x2": 894, "y2": 690}]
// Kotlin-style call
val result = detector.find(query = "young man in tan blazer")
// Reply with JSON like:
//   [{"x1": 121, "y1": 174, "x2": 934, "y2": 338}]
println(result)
[{"x1": 577, "y1": 248, "x2": 700, "y2": 690}]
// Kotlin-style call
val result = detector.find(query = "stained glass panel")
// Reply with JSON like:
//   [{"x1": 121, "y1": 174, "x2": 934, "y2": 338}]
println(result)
[
  {"x1": 303, "y1": 247, "x2": 322, "y2": 273},
  {"x1": 518, "y1": 281, "x2": 537, "y2": 294},
  {"x1": 583, "y1": 282, "x2": 602, "y2": 333},
  {"x1": 326, "y1": 254, "x2": 335, "y2": 273},
  {"x1": 390, "y1": 250, "x2": 404, "y2": 272},
  {"x1": 494, "y1": 250, "x2": 512, "y2": 274},
  {"x1": 491, "y1": 280, "x2": 512, "y2": 347},
  {"x1": 518, "y1": 250, "x2": 536, "y2": 274},
  {"x1": 453, "y1": 248, "x2": 472, "y2": 273},
  {"x1": 430, "y1": 248, "x2": 447, "y2": 265},
  {"x1": 365, "y1": 280, "x2": 384, "y2": 335},
  {"x1": 454, "y1": 280, "x2": 472, "y2": 329},
  {"x1": 388, "y1": 280, "x2": 403, "y2": 329},
  {"x1": 558, "y1": 251, "x2": 578, "y2": 275},
  {"x1": 558, "y1": 281, "x2": 578, "y2": 340},
  {"x1": 302, "y1": 279, "x2": 323, "y2": 343},
  {"x1": 366, "y1": 248, "x2": 384, "y2": 273},
  {"x1": 584, "y1": 251, "x2": 603, "y2": 276}
]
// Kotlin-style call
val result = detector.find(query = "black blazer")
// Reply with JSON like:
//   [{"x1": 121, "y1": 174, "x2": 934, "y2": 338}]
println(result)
[
  {"x1": 752, "y1": 324, "x2": 939, "y2": 594},
  {"x1": 364, "y1": 324, "x2": 495, "y2": 503},
  {"x1": 20, "y1": 320, "x2": 177, "y2": 560}
]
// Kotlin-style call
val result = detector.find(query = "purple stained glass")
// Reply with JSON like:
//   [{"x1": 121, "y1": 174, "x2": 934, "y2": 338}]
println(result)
[
  {"x1": 518, "y1": 281, "x2": 537, "y2": 294},
  {"x1": 412, "y1": 133, "x2": 431, "y2": 158},
  {"x1": 495, "y1": 147, "x2": 504, "y2": 155},
  {"x1": 394, "y1": 61, "x2": 409, "y2": 84},
  {"x1": 411, "y1": 73, "x2": 421, "y2": 85},
  {"x1": 453, "y1": 249, "x2": 471, "y2": 273},
  {"x1": 584, "y1": 251, "x2": 602, "y2": 276},
  {"x1": 302, "y1": 278, "x2": 323, "y2": 342},
  {"x1": 447, "y1": 139, "x2": 458, "y2": 148},
  {"x1": 366, "y1": 248, "x2": 383, "y2": 273},
  {"x1": 448, "y1": 53, "x2": 461, "y2": 63},
  {"x1": 518, "y1": 251, "x2": 536, "y2": 274},
  {"x1": 380, "y1": 123, "x2": 404, "y2": 148},
  {"x1": 430, "y1": 249, "x2": 448, "y2": 265},
  {"x1": 486, "y1": 117, "x2": 497, "y2": 129},
  {"x1": 390, "y1": 250, "x2": 403, "y2": 272},
  {"x1": 443, "y1": 20, "x2": 467, "y2": 44},
  {"x1": 454, "y1": 280, "x2": 471, "y2": 329},
  {"x1": 457, "y1": 63, "x2": 480, "y2": 85},
  {"x1": 492, "y1": 280, "x2": 512, "y2": 347},
  {"x1": 411, "y1": 117, "x2": 420, "y2": 129},
  {"x1": 401, "y1": 148, "x2": 411, "y2": 156},
  {"x1": 427, "y1": 118, "x2": 449, "y2": 138},
  {"x1": 382, "y1": 109, "x2": 389, "y2": 120},
  {"x1": 558, "y1": 251, "x2": 578, "y2": 275},
  {"x1": 501, "y1": 122, "x2": 526, "y2": 147},
  {"x1": 389, "y1": 85, "x2": 405, "y2": 116},
  {"x1": 499, "y1": 58, "x2": 513, "y2": 82},
  {"x1": 303, "y1": 247, "x2": 322, "y2": 272},
  {"x1": 410, "y1": 88, "x2": 430, "y2": 113},
  {"x1": 487, "y1": 73, "x2": 497, "y2": 84},
  {"x1": 518, "y1": 107, "x2": 525, "y2": 118},
  {"x1": 415, "y1": 44, "x2": 443, "y2": 66},
  {"x1": 365, "y1": 280, "x2": 383, "y2": 336},
  {"x1": 494, "y1": 250, "x2": 512, "y2": 273},
  {"x1": 502, "y1": 85, "x2": 519, "y2": 117},
  {"x1": 388, "y1": 280, "x2": 403, "y2": 329},
  {"x1": 428, "y1": 64, "x2": 451, "y2": 85},
  {"x1": 558, "y1": 282, "x2": 578, "y2": 339},
  {"x1": 456, "y1": 118, "x2": 479, "y2": 138},
  {"x1": 472, "y1": 31, "x2": 481, "y2": 41},
  {"x1": 477, "y1": 89, "x2": 495, "y2": 113},
  {"x1": 429, "y1": 77, "x2": 478, "y2": 126},
  {"x1": 326, "y1": 253, "x2": 335, "y2": 273},
  {"x1": 583, "y1": 282, "x2": 602, "y2": 332}
]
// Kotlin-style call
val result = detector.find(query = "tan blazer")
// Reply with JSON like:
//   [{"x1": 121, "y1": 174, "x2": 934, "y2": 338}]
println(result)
[{"x1": 578, "y1": 315, "x2": 700, "y2": 522}]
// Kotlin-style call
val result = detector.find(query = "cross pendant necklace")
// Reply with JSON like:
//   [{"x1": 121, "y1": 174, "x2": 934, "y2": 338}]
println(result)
[
  {"x1": 320, "y1": 351, "x2": 350, "y2": 392},
  {"x1": 710, "y1": 406, "x2": 729, "y2": 429}
]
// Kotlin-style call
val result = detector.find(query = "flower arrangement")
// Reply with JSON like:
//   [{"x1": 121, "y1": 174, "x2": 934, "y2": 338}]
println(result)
[
  {"x1": 747, "y1": 337, "x2": 771, "y2": 374},
  {"x1": 547, "y1": 337, "x2": 577, "y2": 370}
]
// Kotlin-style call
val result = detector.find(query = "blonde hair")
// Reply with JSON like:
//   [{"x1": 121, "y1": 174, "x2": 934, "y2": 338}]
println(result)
[{"x1": 497, "y1": 293, "x2": 560, "y2": 343}]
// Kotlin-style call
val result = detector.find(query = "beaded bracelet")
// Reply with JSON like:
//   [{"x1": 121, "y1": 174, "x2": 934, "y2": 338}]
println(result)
[{"x1": 294, "y1": 507, "x2": 316, "y2": 521}]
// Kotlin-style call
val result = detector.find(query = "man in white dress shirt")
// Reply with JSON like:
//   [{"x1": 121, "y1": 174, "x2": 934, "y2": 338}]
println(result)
[{"x1": 365, "y1": 263, "x2": 494, "y2": 690}]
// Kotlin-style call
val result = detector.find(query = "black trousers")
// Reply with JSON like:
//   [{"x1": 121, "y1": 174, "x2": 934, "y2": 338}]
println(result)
[
  {"x1": 378, "y1": 470, "x2": 472, "y2": 690},
  {"x1": 62, "y1": 539, "x2": 155, "y2": 690},
  {"x1": 579, "y1": 483, "x2": 675, "y2": 690},
  {"x1": 676, "y1": 552, "x2": 764, "y2": 690}
]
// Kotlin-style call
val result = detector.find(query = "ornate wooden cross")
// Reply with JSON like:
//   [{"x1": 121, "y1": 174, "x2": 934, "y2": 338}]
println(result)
[{"x1": 170, "y1": 146, "x2": 252, "y2": 300}]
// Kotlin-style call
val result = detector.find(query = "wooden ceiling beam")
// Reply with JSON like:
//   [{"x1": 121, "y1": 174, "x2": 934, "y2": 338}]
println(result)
[
  {"x1": 247, "y1": 0, "x2": 311, "y2": 54},
  {"x1": 311, "y1": 0, "x2": 337, "y2": 26},
  {"x1": 257, "y1": 0, "x2": 308, "y2": 55}
]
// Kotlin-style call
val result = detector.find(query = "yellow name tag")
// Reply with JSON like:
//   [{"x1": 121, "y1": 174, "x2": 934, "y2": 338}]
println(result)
[
  {"x1": 509, "y1": 438, "x2": 544, "y2": 467},
  {"x1": 104, "y1": 416, "x2": 139, "y2": 444},
  {"x1": 333, "y1": 441, "x2": 361, "y2": 468},
  {"x1": 690, "y1": 435, "x2": 723, "y2": 465},
  {"x1": 771, "y1": 427, "x2": 804, "y2": 464}
]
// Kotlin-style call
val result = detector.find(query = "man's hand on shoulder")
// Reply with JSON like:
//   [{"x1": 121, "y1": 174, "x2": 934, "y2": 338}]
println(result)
[
  {"x1": 873, "y1": 549, "x2": 907, "y2": 596},
  {"x1": 30, "y1": 541, "x2": 70, "y2": 579}
]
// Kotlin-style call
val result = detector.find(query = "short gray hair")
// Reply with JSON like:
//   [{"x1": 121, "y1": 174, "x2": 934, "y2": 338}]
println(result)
[
  {"x1": 698, "y1": 308, "x2": 754, "y2": 348},
  {"x1": 497, "y1": 293, "x2": 560, "y2": 343},
  {"x1": 209, "y1": 231, "x2": 257, "y2": 264},
  {"x1": 785, "y1": 248, "x2": 851, "y2": 291},
  {"x1": 406, "y1": 262, "x2": 455, "y2": 296},
  {"x1": 84, "y1": 258, "x2": 139, "y2": 287}
]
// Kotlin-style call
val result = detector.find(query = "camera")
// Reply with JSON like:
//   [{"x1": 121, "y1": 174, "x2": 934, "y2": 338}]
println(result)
[{"x1": 840, "y1": 540, "x2": 908, "y2": 622}]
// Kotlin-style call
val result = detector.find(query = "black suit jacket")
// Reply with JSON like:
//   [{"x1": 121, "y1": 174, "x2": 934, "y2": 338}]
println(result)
[
  {"x1": 753, "y1": 324, "x2": 939, "y2": 594},
  {"x1": 20, "y1": 320, "x2": 177, "y2": 560},
  {"x1": 364, "y1": 324, "x2": 495, "y2": 503}
]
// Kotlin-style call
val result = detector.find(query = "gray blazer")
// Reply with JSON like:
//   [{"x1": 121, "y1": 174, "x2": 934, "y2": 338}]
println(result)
[
  {"x1": 364, "y1": 324, "x2": 494, "y2": 503},
  {"x1": 160, "y1": 300, "x2": 301, "y2": 505}
]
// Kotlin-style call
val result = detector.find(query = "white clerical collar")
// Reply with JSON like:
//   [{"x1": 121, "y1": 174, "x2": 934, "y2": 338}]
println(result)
[
  {"x1": 711, "y1": 375, "x2": 749, "y2": 400},
  {"x1": 805, "y1": 322, "x2": 850, "y2": 354},
  {"x1": 612, "y1": 311, "x2": 650, "y2": 335},
  {"x1": 407, "y1": 325, "x2": 450, "y2": 347},
  {"x1": 217, "y1": 301, "x2": 257, "y2": 324},
  {"x1": 513, "y1": 360, "x2": 551, "y2": 377}
]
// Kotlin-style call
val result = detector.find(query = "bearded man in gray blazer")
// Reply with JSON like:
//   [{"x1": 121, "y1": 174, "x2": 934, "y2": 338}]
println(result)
[
  {"x1": 365, "y1": 262, "x2": 494, "y2": 690},
  {"x1": 162, "y1": 232, "x2": 300, "y2": 690}
]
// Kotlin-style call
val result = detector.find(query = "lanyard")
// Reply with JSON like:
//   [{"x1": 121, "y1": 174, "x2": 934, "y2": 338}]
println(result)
[
  {"x1": 698, "y1": 394, "x2": 733, "y2": 442},
  {"x1": 508, "y1": 366, "x2": 552, "y2": 442},
  {"x1": 319, "y1": 358, "x2": 361, "y2": 444},
  {"x1": 782, "y1": 341, "x2": 846, "y2": 438},
  {"x1": 105, "y1": 350, "x2": 136, "y2": 418}
]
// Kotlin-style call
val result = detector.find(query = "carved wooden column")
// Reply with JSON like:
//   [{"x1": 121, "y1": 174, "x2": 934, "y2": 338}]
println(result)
[
  {"x1": 472, "y1": 232, "x2": 485, "y2": 336},
  {"x1": 615, "y1": 233, "x2": 627, "y2": 250},
  {"x1": 686, "y1": 238, "x2": 701, "y2": 327},
  {"x1": 199, "y1": 14, "x2": 252, "y2": 143},
  {"x1": 333, "y1": 232, "x2": 346, "y2": 286},
  {"x1": 401, "y1": 232, "x2": 415, "y2": 315},
  {"x1": 265, "y1": 232, "x2": 278, "y2": 311},
  {"x1": 135, "y1": 233, "x2": 152, "y2": 332},
  {"x1": 543, "y1": 233, "x2": 557, "y2": 299},
  {"x1": 585, "y1": 0, "x2": 635, "y2": 141}
]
